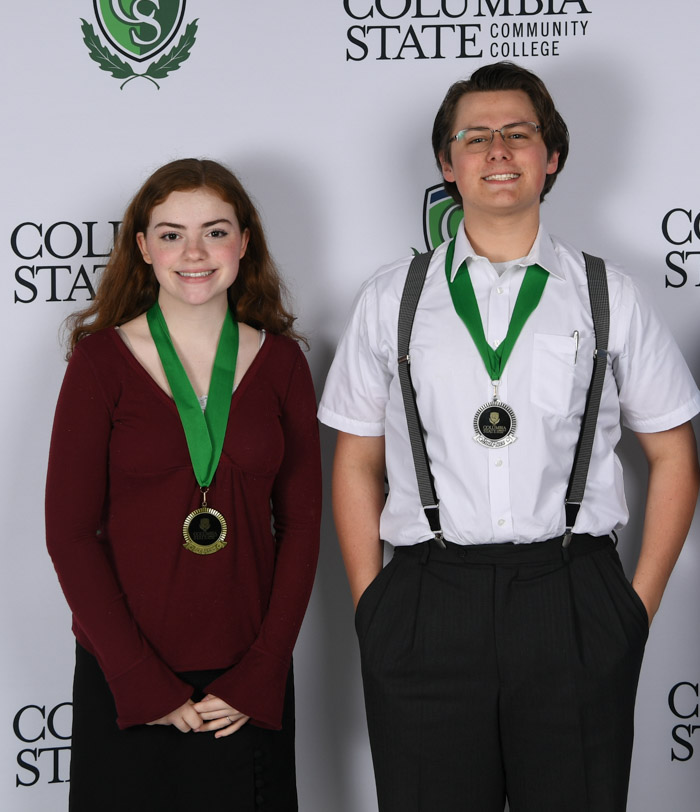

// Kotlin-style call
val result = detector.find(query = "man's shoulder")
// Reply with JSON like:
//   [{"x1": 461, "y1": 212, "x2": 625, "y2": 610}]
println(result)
[
  {"x1": 548, "y1": 233, "x2": 632, "y2": 291},
  {"x1": 360, "y1": 242, "x2": 449, "y2": 300}
]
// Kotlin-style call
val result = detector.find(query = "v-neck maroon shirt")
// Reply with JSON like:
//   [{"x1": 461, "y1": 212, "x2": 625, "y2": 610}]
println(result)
[{"x1": 46, "y1": 328, "x2": 321, "y2": 730}]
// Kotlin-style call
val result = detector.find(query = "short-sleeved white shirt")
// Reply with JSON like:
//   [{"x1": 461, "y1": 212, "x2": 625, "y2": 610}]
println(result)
[{"x1": 318, "y1": 225, "x2": 700, "y2": 546}]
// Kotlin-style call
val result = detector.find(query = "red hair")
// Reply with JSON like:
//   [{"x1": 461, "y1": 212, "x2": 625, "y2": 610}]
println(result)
[{"x1": 66, "y1": 158, "x2": 303, "y2": 356}]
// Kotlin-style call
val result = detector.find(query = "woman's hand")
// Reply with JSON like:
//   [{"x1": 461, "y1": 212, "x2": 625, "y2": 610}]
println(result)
[
  {"x1": 147, "y1": 699, "x2": 203, "y2": 732},
  {"x1": 193, "y1": 694, "x2": 250, "y2": 738}
]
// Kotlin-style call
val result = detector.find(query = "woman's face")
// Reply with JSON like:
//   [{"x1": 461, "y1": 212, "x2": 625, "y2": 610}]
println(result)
[{"x1": 136, "y1": 187, "x2": 249, "y2": 310}]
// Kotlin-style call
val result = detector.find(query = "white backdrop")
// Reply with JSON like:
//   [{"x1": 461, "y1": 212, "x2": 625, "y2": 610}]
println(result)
[{"x1": 2, "y1": 2, "x2": 699, "y2": 810}]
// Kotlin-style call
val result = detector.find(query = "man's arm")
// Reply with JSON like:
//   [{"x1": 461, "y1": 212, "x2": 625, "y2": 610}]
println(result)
[
  {"x1": 332, "y1": 431, "x2": 387, "y2": 609},
  {"x1": 632, "y1": 420, "x2": 699, "y2": 625}
]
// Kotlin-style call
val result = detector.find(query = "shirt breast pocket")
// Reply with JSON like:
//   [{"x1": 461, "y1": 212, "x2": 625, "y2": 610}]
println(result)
[{"x1": 530, "y1": 333, "x2": 579, "y2": 418}]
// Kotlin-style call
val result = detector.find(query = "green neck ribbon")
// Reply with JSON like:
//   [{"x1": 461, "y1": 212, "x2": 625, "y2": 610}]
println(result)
[
  {"x1": 444, "y1": 238, "x2": 548, "y2": 382},
  {"x1": 146, "y1": 302, "x2": 238, "y2": 488}
]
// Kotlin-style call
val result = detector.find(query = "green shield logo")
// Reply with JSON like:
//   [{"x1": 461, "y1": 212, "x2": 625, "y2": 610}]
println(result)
[
  {"x1": 94, "y1": 0, "x2": 186, "y2": 62},
  {"x1": 423, "y1": 184, "x2": 464, "y2": 250}
]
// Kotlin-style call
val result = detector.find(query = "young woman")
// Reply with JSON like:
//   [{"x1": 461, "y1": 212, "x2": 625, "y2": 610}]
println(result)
[{"x1": 45, "y1": 158, "x2": 321, "y2": 811}]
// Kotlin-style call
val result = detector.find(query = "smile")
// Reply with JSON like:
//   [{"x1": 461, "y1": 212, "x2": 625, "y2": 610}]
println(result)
[
  {"x1": 177, "y1": 270, "x2": 215, "y2": 278},
  {"x1": 484, "y1": 173, "x2": 520, "y2": 181}
]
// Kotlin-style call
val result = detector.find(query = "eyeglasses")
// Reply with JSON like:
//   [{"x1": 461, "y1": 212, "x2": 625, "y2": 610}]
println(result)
[{"x1": 450, "y1": 122, "x2": 542, "y2": 153}]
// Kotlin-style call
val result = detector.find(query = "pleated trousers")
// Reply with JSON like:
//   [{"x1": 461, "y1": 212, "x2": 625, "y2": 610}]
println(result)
[{"x1": 355, "y1": 534, "x2": 649, "y2": 812}]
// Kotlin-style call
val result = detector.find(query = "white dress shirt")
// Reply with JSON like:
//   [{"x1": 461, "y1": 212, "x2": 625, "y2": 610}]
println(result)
[{"x1": 318, "y1": 225, "x2": 700, "y2": 546}]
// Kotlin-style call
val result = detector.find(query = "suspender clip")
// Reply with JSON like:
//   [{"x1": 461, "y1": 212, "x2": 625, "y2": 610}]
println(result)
[
  {"x1": 561, "y1": 529, "x2": 573, "y2": 562},
  {"x1": 563, "y1": 500, "x2": 579, "y2": 557},
  {"x1": 424, "y1": 504, "x2": 446, "y2": 549},
  {"x1": 398, "y1": 354, "x2": 410, "y2": 365},
  {"x1": 593, "y1": 348, "x2": 608, "y2": 361}
]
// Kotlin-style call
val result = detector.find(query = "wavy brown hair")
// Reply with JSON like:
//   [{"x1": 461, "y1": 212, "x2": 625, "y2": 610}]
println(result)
[{"x1": 66, "y1": 158, "x2": 303, "y2": 356}]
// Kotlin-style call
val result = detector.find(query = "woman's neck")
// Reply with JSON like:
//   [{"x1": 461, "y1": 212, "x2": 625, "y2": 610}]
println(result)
[
  {"x1": 155, "y1": 295, "x2": 231, "y2": 397},
  {"x1": 157, "y1": 293, "x2": 229, "y2": 345}
]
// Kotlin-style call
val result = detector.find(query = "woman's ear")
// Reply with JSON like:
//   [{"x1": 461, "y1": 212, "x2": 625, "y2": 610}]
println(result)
[{"x1": 136, "y1": 232, "x2": 151, "y2": 264}]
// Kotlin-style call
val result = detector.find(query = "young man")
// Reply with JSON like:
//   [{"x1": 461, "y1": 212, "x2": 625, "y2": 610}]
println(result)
[{"x1": 318, "y1": 62, "x2": 700, "y2": 811}]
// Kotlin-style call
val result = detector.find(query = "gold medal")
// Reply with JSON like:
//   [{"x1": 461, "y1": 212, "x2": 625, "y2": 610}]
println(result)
[
  {"x1": 183, "y1": 489, "x2": 227, "y2": 555},
  {"x1": 148, "y1": 304, "x2": 236, "y2": 557}
]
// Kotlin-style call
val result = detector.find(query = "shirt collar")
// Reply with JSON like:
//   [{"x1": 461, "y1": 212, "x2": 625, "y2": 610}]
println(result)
[{"x1": 449, "y1": 223, "x2": 565, "y2": 281}]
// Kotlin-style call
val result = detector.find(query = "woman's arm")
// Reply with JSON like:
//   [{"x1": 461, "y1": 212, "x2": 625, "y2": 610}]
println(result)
[{"x1": 45, "y1": 339, "x2": 193, "y2": 728}]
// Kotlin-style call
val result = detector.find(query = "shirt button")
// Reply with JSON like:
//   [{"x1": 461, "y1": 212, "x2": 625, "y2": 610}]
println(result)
[
  {"x1": 493, "y1": 339, "x2": 500, "y2": 348},
  {"x1": 497, "y1": 287, "x2": 504, "y2": 295},
  {"x1": 497, "y1": 519, "x2": 506, "y2": 527},
  {"x1": 495, "y1": 459, "x2": 503, "y2": 467}
]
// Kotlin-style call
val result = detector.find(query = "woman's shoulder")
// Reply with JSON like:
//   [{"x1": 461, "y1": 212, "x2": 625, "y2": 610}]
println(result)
[
  {"x1": 63, "y1": 328, "x2": 129, "y2": 407},
  {"x1": 259, "y1": 333, "x2": 316, "y2": 403},
  {"x1": 261, "y1": 331, "x2": 308, "y2": 365},
  {"x1": 70, "y1": 326, "x2": 137, "y2": 390},
  {"x1": 72, "y1": 325, "x2": 122, "y2": 361},
  {"x1": 116, "y1": 312, "x2": 150, "y2": 353}
]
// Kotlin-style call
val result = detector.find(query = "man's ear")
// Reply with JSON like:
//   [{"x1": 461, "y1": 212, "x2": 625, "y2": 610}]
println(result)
[{"x1": 439, "y1": 152, "x2": 455, "y2": 183}]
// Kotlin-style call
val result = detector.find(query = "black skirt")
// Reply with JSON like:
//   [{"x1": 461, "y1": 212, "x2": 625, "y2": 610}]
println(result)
[{"x1": 68, "y1": 643, "x2": 297, "y2": 812}]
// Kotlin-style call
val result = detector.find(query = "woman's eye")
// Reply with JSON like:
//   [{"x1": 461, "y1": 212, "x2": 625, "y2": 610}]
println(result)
[{"x1": 160, "y1": 232, "x2": 179, "y2": 241}]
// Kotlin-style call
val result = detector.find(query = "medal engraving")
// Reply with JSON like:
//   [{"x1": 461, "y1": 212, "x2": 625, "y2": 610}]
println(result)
[
  {"x1": 473, "y1": 400, "x2": 517, "y2": 448},
  {"x1": 183, "y1": 506, "x2": 228, "y2": 555}
]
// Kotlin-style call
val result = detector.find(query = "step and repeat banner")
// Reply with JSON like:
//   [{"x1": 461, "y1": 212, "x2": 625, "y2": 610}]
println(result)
[{"x1": 2, "y1": 2, "x2": 698, "y2": 810}]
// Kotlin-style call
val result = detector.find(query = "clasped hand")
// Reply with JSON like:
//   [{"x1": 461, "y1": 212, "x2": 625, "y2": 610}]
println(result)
[{"x1": 147, "y1": 695, "x2": 250, "y2": 737}]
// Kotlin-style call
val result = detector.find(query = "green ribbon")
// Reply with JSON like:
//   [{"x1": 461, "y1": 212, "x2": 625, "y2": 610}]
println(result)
[
  {"x1": 146, "y1": 302, "x2": 238, "y2": 488},
  {"x1": 444, "y1": 238, "x2": 548, "y2": 381}
]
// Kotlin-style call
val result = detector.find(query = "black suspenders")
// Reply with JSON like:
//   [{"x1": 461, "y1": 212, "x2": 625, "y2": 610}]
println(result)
[
  {"x1": 397, "y1": 249, "x2": 610, "y2": 550},
  {"x1": 564, "y1": 253, "x2": 610, "y2": 546}
]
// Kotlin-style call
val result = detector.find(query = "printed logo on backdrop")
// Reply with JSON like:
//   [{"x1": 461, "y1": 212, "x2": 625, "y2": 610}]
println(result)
[
  {"x1": 669, "y1": 681, "x2": 699, "y2": 762},
  {"x1": 13, "y1": 702, "x2": 71, "y2": 787},
  {"x1": 344, "y1": 0, "x2": 593, "y2": 62},
  {"x1": 81, "y1": 1, "x2": 198, "y2": 89},
  {"x1": 662, "y1": 208, "x2": 700, "y2": 289},
  {"x1": 423, "y1": 184, "x2": 463, "y2": 250},
  {"x1": 11, "y1": 220, "x2": 120, "y2": 304}
]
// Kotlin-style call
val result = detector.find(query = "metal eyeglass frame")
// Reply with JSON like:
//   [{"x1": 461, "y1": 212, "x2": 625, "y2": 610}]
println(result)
[{"x1": 449, "y1": 122, "x2": 541, "y2": 152}]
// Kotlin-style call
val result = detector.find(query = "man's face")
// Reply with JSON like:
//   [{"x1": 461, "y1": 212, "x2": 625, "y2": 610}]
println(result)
[{"x1": 439, "y1": 89, "x2": 559, "y2": 222}]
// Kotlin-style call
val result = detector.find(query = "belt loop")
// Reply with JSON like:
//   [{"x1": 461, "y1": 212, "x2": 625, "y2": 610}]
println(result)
[{"x1": 420, "y1": 541, "x2": 431, "y2": 565}]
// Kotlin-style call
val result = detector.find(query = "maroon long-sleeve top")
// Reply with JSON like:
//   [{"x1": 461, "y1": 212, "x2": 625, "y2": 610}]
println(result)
[{"x1": 45, "y1": 328, "x2": 321, "y2": 730}]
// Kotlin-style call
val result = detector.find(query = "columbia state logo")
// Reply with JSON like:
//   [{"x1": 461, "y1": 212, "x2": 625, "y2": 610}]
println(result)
[
  {"x1": 423, "y1": 184, "x2": 464, "y2": 250},
  {"x1": 81, "y1": 1, "x2": 198, "y2": 89}
]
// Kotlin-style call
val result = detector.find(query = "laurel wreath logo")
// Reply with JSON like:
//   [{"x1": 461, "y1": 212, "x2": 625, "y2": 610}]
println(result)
[{"x1": 80, "y1": 18, "x2": 198, "y2": 89}]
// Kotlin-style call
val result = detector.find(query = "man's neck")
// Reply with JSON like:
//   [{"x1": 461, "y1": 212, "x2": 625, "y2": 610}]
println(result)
[{"x1": 463, "y1": 210, "x2": 540, "y2": 263}]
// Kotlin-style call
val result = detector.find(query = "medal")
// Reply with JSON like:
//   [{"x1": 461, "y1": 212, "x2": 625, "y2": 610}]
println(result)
[
  {"x1": 473, "y1": 383, "x2": 517, "y2": 448},
  {"x1": 444, "y1": 238, "x2": 548, "y2": 449},
  {"x1": 147, "y1": 303, "x2": 238, "y2": 554},
  {"x1": 183, "y1": 489, "x2": 228, "y2": 555}
]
